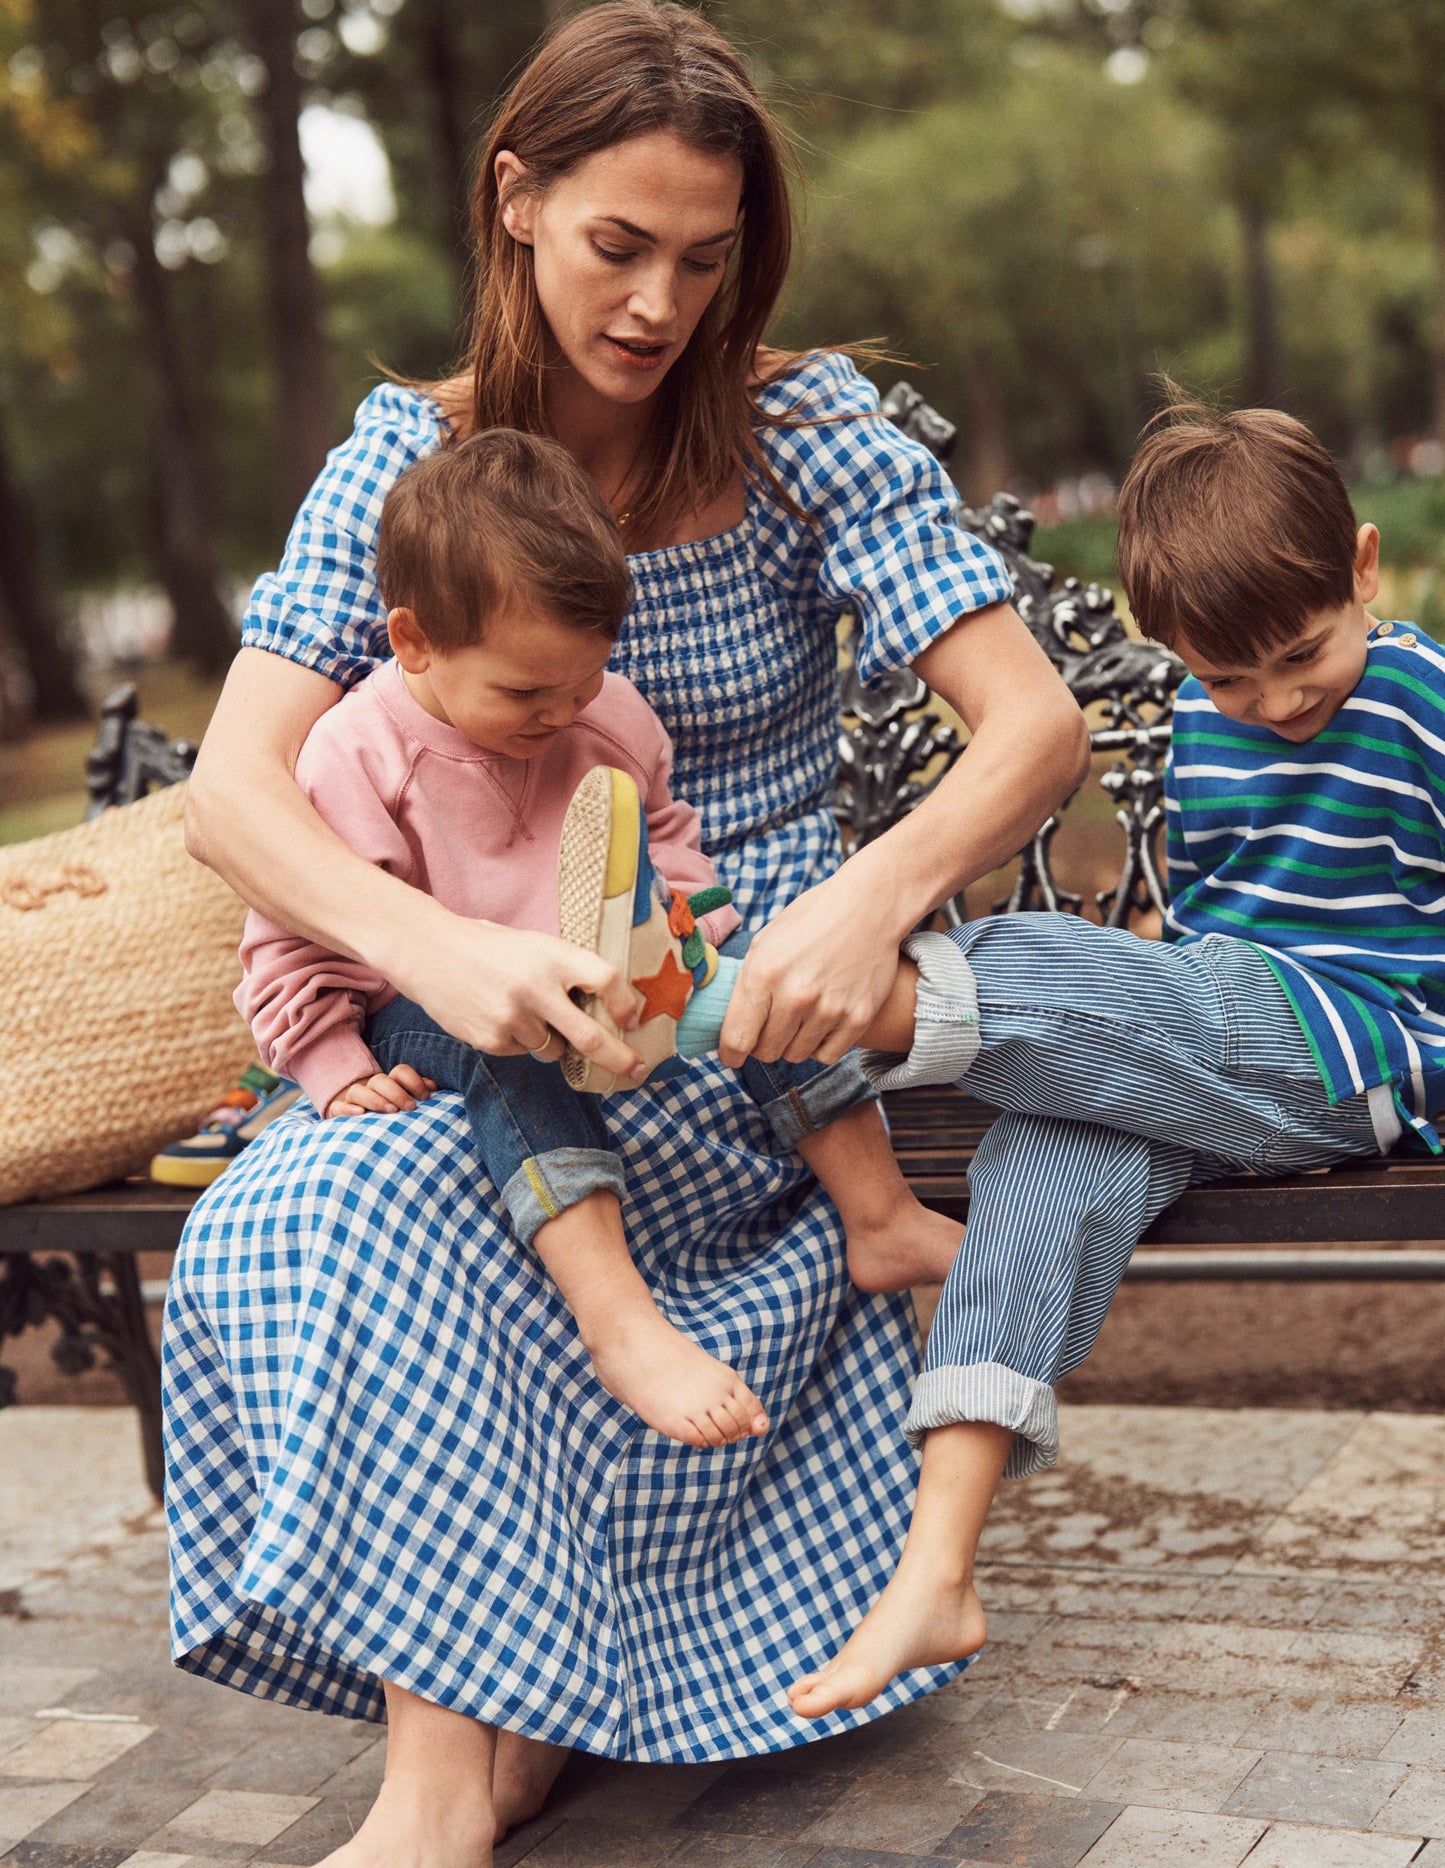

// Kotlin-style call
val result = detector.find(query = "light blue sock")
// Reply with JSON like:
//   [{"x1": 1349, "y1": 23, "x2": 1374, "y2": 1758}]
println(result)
[{"x1": 675, "y1": 954, "x2": 742, "y2": 1058}]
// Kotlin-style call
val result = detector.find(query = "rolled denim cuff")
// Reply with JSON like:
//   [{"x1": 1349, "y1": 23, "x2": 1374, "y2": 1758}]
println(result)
[
  {"x1": 499, "y1": 1147, "x2": 626, "y2": 1247},
  {"x1": 906, "y1": 1361, "x2": 1059, "y2": 1478},
  {"x1": 754, "y1": 1051, "x2": 877, "y2": 1149},
  {"x1": 860, "y1": 931, "x2": 982, "y2": 1093}
]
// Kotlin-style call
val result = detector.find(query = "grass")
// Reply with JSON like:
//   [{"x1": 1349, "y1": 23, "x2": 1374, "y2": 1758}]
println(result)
[{"x1": 0, "y1": 663, "x2": 224, "y2": 847}]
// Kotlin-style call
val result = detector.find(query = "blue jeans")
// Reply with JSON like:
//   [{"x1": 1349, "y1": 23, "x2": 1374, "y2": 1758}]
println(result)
[{"x1": 366, "y1": 930, "x2": 875, "y2": 1246}]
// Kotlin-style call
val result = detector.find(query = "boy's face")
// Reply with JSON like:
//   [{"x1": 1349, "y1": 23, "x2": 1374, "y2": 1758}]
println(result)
[
  {"x1": 388, "y1": 602, "x2": 611, "y2": 759},
  {"x1": 1175, "y1": 524, "x2": 1380, "y2": 743}
]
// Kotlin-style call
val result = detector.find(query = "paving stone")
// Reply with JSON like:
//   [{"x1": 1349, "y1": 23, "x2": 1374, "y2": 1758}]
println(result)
[
  {"x1": 1187, "y1": 1573, "x2": 1330, "y2": 1629},
  {"x1": 0, "y1": 1786, "x2": 90, "y2": 1847},
  {"x1": 103, "y1": 1729, "x2": 261, "y2": 1791},
  {"x1": 1076, "y1": 1806, "x2": 1266, "y2": 1866},
  {"x1": 547, "y1": 1759, "x2": 726, "y2": 1829},
  {"x1": 796, "y1": 1771, "x2": 982, "y2": 1854},
  {"x1": 1223, "y1": 1751, "x2": 1406, "y2": 1827},
  {"x1": 0, "y1": 1845, "x2": 131, "y2": 1866},
  {"x1": 202, "y1": 1726, "x2": 379, "y2": 1799},
  {"x1": 803, "y1": 1851, "x2": 957, "y2": 1867},
  {"x1": 1381, "y1": 1706, "x2": 1445, "y2": 1765},
  {"x1": 0, "y1": 1675, "x2": 100, "y2": 1719},
  {"x1": 660, "y1": 1841, "x2": 821, "y2": 1868},
  {"x1": 1086, "y1": 1689, "x2": 1269, "y2": 1747},
  {"x1": 945, "y1": 1729, "x2": 1124, "y2": 1799},
  {"x1": 940, "y1": 1790, "x2": 1122, "y2": 1867},
  {"x1": 1309, "y1": 1576, "x2": 1445, "y2": 1634},
  {"x1": 245, "y1": 1794, "x2": 373, "y2": 1866},
  {"x1": 1238, "y1": 1697, "x2": 1408, "y2": 1758},
  {"x1": 1372, "y1": 1765, "x2": 1445, "y2": 1837},
  {"x1": 1244, "y1": 1414, "x2": 1445, "y2": 1572},
  {"x1": 139, "y1": 1791, "x2": 319, "y2": 1852},
  {"x1": 502, "y1": 1819, "x2": 684, "y2": 1864},
  {"x1": 974, "y1": 1566, "x2": 1088, "y2": 1616},
  {"x1": 672, "y1": 1763, "x2": 848, "y2": 1838},
  {"x1": 1243, "y1": 1823, "x2": 1424, "y2": 1865},
  {"x1": 23, "y1": 1780, "x2": 199, "y2": 1849},
  {"x1": 1137, "y1": 1621, "x2": 1303, "y2": 1697},
  {"x1": 0, "y1": 1723, "x2": 153, "y2": 1783},
  {"x1": 1078, "y1": 1738, "x2": 1260, "y2": 1813},
  {"x1": 1278, "y1": 1627, "x2": 1424, "y2": 1699},
  {"x1": 1413, "y1": 1842, "x2": 1445, "y2": 1863},
  {"x1": 0, "y1": 1728, "x2": 31, "y2": 1765}
]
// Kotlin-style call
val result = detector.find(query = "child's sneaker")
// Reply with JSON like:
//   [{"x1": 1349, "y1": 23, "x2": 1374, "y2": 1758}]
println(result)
[
  {"x1": 557, "y1": 767, "x2": 730, "y2": 1093},
  {"x1": 149, "y1": 1064, "x2": 301, "y2": 1187}
]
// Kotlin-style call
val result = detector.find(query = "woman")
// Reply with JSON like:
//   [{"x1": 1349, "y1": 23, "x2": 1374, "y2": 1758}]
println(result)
[{"x1": 169, "y1": 6, "x2": 1089, "y2": 1863}]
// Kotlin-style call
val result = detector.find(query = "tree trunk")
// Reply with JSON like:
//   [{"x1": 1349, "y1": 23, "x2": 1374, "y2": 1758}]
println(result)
[
  {"x1": 420, "y1": 0, "x2": 472, "y2": 296},
  {"x1": 1422, "y1": 75, "x2": 1445, "y2": 447},
  {"x1": 250, "y1": 0, "x2": 335, "y2": 524},
  {"x1": 958, "y1": 346, "x2": 1016, "y2": 507},
  {"x1": 129, "y1": 233, "x2": 237, "y2": 676},
  {"x1": 0, "y1": 411, "x2": 87, "y2": 723},
  {"x1": 1240, "y1": 192, "x2": 1282, "y2": 409}
]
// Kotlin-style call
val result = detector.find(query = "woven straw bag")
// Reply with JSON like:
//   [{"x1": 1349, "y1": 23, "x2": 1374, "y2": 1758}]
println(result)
[{"x1": 0, "y1": 781, "x2": 255, "y2": 1204}]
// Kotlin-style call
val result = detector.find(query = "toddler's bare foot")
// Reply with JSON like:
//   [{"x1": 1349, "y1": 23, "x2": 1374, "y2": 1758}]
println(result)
[
  {"x1": 318, "y1": 1777, "x2": 493, "y2": 1866},
  {"x1": 492, "y1": 1732, "x2": 569, "y2": 1843},
  {"x1": 845, "y1": 1196, "x2": 963, "y2": 1293},
  {"x1": 585, "y1": 1305, "x2": 769, "y2": 1447},
  {"x1": 786, "y1": 1566, "x2": 987, "y2": 1719}
]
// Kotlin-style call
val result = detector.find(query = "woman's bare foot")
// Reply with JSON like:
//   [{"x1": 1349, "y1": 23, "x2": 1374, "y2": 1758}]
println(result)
[
  {"x1": 492, "y1": 1731, "x2": 570, "y2": 1842},
  {"x1": 844, "y1": 1196, "x2": 963, "y2": 1293},
  {"x1": 786, "y1": 1566, "x2": 987, "y2": 1719},
  {"x1": 584, "y1": 1302, "x2": 769, "y2": 1446},
  {"x1": 319, "y1": 1772, "x2": 493, "y2": 1867}
]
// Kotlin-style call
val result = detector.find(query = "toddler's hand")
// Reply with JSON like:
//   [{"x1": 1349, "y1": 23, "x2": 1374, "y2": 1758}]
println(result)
[{"x1": 325, "y1": 1063, "x2": 436, "y2": 1118}]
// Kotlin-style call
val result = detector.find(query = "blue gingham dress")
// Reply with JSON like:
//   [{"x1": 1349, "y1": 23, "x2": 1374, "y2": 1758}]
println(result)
[{"x1": 164, "y1": 351, "x2": 1013, "y2": 1760}]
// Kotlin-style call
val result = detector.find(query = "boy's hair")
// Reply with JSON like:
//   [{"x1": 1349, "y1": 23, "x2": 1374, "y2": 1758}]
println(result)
[
  {"x1": 376, "y1": 427, "x2": 631, "y2": 651},
  {"x1": 1116, "y1": 385, "x2": 1359, "y2": 665}
]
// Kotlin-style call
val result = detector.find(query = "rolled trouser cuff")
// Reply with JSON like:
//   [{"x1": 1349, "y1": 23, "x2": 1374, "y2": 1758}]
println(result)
[
  {"x1": 500, "y1": 1147, "x2": 626, "y2": 1247},
  {"x1": 756, "y1": 1052, "x2": 878, "y2": 1149},
  {"x1": 860, "y1": 931, "x2": 981, "y2": 1092},
  {"x1": 906, "y1": 1361, "x2": 1059, "y2": 1477}
]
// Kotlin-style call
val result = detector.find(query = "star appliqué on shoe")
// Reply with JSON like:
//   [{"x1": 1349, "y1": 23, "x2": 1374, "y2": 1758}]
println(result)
[{"x1": 632, "y1": 948, "x2": 692, "y2": 1022}]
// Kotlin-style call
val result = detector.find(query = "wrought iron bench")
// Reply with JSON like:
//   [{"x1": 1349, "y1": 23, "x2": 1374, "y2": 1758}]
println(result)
[{"x1": 4, "y1": 385, "x2": 1444, "y2": 1499}]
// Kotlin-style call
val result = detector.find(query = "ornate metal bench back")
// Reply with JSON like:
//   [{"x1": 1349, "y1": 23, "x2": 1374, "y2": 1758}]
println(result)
[
  {"x1": 836, "y1": 384, "x2": 1186, "y2": 929},
  {"x1": 84, "y1": 683, "x2": 198, "y2": 817}
]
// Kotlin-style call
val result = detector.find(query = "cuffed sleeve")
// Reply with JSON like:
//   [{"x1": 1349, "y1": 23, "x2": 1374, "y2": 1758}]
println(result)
[{"x1": 859, "y1": 930, "x2": 981, "y2": 1091}]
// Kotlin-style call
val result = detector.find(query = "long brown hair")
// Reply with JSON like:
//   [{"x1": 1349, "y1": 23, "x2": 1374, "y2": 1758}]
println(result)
[{"x1": 436, "y1": 2, "x2": 807, "y2": 546}]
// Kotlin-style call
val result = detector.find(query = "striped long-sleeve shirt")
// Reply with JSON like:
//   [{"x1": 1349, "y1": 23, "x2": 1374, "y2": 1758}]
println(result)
[{"x1": 1164, "y1": 623, "x2": 1445, "y2": 1149}]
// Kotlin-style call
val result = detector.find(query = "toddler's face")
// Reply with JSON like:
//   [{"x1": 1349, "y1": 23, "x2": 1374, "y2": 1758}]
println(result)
[
  {"x1": 393, "y1": 604, "x2": 611, "y2": 759},
  {"x1": 1174, "y1": 523, "x2": 1379, "y2": 744}
]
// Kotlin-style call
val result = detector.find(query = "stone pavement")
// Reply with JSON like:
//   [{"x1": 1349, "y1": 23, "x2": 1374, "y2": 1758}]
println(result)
[{"x1": 3, "y1": 1402, "x2": 1445, "y2": 1866}]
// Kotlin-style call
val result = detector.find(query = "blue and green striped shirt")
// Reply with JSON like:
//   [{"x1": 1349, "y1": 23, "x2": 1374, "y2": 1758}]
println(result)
[{"x1": 1164, "y1": 624, "x2": 1445, "y2": 1149}]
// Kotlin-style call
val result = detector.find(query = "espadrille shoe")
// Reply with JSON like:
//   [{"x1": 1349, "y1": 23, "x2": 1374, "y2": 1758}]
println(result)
[{"x1": 557, "y1": 766, "x2": 731, "y2": 1094}]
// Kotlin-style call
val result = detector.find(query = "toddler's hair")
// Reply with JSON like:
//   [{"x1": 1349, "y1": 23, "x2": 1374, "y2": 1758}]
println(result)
[
  {"x1": 376, "y1": 427, "x2": 631, "y2": 650},
  {"x1": 1116, "y1": 384, "x2": 1358, "y2": 665}
]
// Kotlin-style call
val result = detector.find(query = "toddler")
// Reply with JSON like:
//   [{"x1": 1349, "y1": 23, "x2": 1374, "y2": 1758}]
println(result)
[
  {"x1": 238, "y1": 428, "x2": 962, "y2": 1451},
  {"x1": 788, "y1": 390, "x2": 1441, "y2": 1714}
]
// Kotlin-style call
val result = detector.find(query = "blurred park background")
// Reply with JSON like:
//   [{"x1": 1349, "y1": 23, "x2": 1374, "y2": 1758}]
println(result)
[{"x1": 2, "y1": 0, "x2": 1445, "y2": 846}]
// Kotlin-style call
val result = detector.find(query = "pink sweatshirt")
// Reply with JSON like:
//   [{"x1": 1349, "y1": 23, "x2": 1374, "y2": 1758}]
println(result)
[{"x1": 237, "y1": 659, "x2": 741, "y2": 1115}]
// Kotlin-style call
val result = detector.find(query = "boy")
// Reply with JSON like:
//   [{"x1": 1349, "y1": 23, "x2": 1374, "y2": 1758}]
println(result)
[
  {"x1": 788, "y1": 391, "x2": 1441, "y2": 1715},
  {"x1": 238, "y1": 428, "x2": 962, "y2": 1454}
]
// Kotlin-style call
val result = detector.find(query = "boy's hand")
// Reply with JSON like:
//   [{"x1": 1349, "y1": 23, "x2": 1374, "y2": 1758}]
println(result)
[{"x1": 325, "y1": 1063, "x2": 436, "y2": 1119}]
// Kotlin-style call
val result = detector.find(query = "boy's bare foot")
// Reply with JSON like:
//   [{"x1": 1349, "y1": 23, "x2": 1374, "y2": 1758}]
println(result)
[
  {"x1": 786, "y1": 1566, "x2": 987, "y2": 1719},
  {"x1": 317, "y1": 1777, "x2": 493, "y2": 1866},
  {"x1": 845, "y1": 1197, "x2": 963, "y2": 1293},
  {"x1": 492, "y1": 1732, "x2": 569, "y2": 1842},
  {"x1": 584, "y1": 1304, "x2": 769, "y2": 1447}
]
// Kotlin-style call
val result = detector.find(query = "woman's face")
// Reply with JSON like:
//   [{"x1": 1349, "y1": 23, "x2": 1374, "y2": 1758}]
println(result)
[{"x1": 499, "y1": 130, "x2": 744, "y2": 409}]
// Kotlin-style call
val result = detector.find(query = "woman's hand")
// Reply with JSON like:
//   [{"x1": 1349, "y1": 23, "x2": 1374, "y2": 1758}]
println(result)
[
  {"x1": 414, "y1": 912, "x2": 647, "y2": 1076},
  {"x1": 719, "y1": 869, "x2": 900, "y2": 1067}
]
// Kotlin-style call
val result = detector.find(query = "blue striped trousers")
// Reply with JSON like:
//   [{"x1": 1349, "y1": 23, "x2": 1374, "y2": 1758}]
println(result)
[{"x1": 865, "y1": 918, "x2": 1390, "y2": 1477}]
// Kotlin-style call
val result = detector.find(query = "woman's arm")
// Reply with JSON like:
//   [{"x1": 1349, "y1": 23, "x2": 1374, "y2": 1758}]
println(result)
[
  {"x1": 187, "y1": 648, "x2": 647, "y2": 1072},
  {"x1": 719, "y1": 601, "x2": 1088, "y2": 1066}
]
